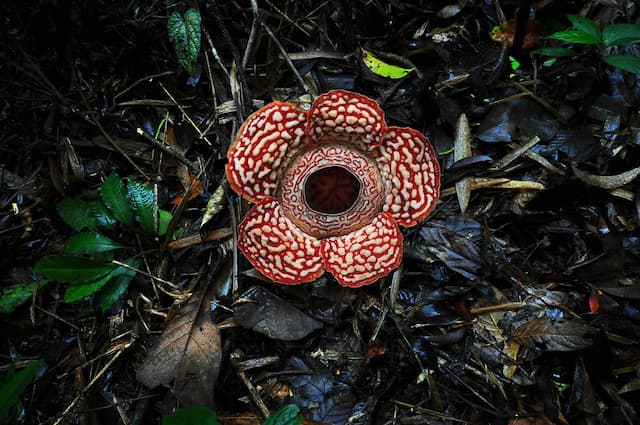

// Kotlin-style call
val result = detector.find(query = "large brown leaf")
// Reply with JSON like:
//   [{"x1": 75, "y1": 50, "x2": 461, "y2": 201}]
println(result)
[
  {"x1": 136, "y1": 258, "x2": 229, "y2": 407},
  {"x1": 511, "y1": 316, "x2": 596, "y2": 352}
]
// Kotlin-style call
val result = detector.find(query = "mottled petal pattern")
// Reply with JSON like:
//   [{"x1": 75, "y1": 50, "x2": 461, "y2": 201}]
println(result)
[
  {"x1": 306, "y1": 90, "x2": 386, "y2": 149},
  {"x1": 238, "y1": 197, "x2": 324, "y2": 284},
  {"x1": 321, "y1": 213, "x2": 403, "y2": 287},
  {"x1": 226, "y1": 102, "x2": 307, "y2": 202},
  {"x1": 376, "y1": 127, "x2": 440, "y2": 227}
]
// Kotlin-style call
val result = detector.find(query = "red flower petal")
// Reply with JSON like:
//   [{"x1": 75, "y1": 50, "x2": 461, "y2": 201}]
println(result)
[
  {"x1": 238, "y1": 197, "x2": 324, "y2": 284},
  {"x1": 321, "y1": 213, "x2": 403, "y2": 287},
  {"x1": 377, "y1": 127, "x2": 440, "y2": 227},
  {"x1": 306, "y1": 90, "x2": 386, "y2": 150},
  {"x1": 226, "y1": 102, "x2": 306, "y2": 203}
]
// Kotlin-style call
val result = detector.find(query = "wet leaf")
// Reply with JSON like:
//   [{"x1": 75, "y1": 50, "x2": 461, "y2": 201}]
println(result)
[
  {"x1": 136, "y1": 258, "x2": 228, "y2": 407},
  {"x1": 35, "y1": 256, "x2": 117, "y2": 284},
  {"x1": 566, "y1": 15, "x2": 601, "y2": 41},
  {"x1": 601, "y1": 54, "x2": 640, "y2": 74},
  {"x1": 63, "y1": 269, "x2": 117, "y2": 303},
  {"x1": 361, "y1": 49, "x2": 413, "y2": 79},
  {"x1": 0, "y1": 359, "x2": 43, "y2": 422},
  {"x1": 602, "y1": 23, "x2": 640, "y2": 46},
  {"x1": 511, "y1": 316, "x2": 595, "y2": 351},
  {"x1": 234, "y1": 286, "x2": 322, "y2": 341},
  {"x1": 0, "y1": 280, "x2": 48, "y2": 313},
  {"x1": 263, "y1": 405, "x2": 303, "y2": 425},
  {"x1": 167, "y1": 8, "x2": 201, "y2": 76},
  {"x1": 99, "y1": 259, "x2": 140, "y2": 312},
  {"x1": 64, "y1": 232, "x2": 125, "y2": 255},
  {"x1": 162, "y1": 406, "x2": 221, "y2": 425},
  {"x1": 127, "y1": 178, "x2": 155, "y2": 234},
  {"x1": 101, "y1": 172, "x2": 134, "y2": 227},
  {"x1": 419, "y1": 221, "x2": 482, "y2": 280},
  {"x1": 57, "y1": 198, "x2": 117, "y2": 232}
]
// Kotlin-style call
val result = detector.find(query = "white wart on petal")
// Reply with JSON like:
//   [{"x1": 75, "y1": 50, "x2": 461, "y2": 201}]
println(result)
[
  {"x1": 376, "y1": 127, "x2": 440, "y2": 227},
  {"x1": 238, "y1": 197, "x2": 324, "y2": 284},
  {"x1": 226, "y1": 102, "x2": 307, "y2": 203},
  {"x1": 321, "y1": 213, "x2": 403, "y2": 287}
]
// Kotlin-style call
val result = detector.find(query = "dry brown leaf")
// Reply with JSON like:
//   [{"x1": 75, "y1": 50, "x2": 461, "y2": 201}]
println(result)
[
  {"x1": 511, "y1": 316, "x2": 596, "y2": 351},
  {"x1": 454, "y1": 113, "x2": 472, "y2": 213},
  {"x1": 136, "y1": 258, "x2": 229, "y2": 407},
  {"x1": 572, "y1": 164, "x2": 640, "y2": 189}
]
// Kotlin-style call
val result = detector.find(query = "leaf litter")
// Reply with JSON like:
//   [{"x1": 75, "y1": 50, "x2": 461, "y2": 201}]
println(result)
[{"x1": 2, "y1": 1, "x2": 640, "y2": 424}]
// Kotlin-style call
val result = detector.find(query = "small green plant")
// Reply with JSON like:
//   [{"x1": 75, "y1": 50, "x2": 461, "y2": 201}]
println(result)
[
  {"x1": 0, "y1": 173, "x2": 172, "y2": 314},
  {"x1": 167, "y1": 8, "x2": 202, "y2": 76},
  {"x1": 161, "y1": 405, "x2": 303, "y2": 425},
  {"x1": 535, "y1": 15, "x2": 640, "y2": 74},
  {"x1": 0, "y1": 359, "x2": 42, "y2": 424}
]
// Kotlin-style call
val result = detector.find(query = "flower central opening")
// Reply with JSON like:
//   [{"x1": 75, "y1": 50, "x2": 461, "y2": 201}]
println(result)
[{"x1": 304, "y1": 166, "x2": 360, "y2": 214}]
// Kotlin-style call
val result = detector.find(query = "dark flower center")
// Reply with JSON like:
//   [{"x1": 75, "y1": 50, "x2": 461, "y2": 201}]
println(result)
[{"x1": 304, "y1": 166, "x2": 360, "y2": 214}]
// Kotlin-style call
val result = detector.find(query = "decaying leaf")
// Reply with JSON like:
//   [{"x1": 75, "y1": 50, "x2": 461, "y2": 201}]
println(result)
[
  {"x1": 234, "y1": 286, "x2": 322, "y2": 341},
  {"x1": 572, "y1": 164, "x2": 640, "y2": 189},
  {"x1": 136, "y1": 258, "x2": 229, "y2": 407},
  {"x1": 419, "y1": 218, "x2": 483, "y2": 280},
  {"x1": 511, "y1": 316, "x2": 596, "y2": 351},
  {"x1": 454, "y1": 113, "x2": 472, "y2": 213}
]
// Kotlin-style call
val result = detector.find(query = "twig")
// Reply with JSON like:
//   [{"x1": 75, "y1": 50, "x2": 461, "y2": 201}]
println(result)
[
  {"x1": 158, "y1": 81, "x2": 213, "y2": 145},
  {"x1": 249, "y1": 0, "x2": 310, "y2": 93},
  {"x1": 231, "y1": 351, "x2": 271, "y2": 419},
  {"x1": 53, "y1": 341, "x2": 132, "y2": 425}
]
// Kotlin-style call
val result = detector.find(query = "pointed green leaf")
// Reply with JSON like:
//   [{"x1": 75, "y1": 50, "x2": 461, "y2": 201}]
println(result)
[
  {"x1": 567, "y1": 15, "x2": 601, "y2": 40},
  {"x1": 0, "y1": 280, "x2": 48, "y2": 314},
  {"x1": 533, "y1": 47, "x2": 576, "y2": 57},
  {"x1": 602, "y1": 54, "x2": 640, "y2": 74},
  {"x1": 64, "y1": 232, "x2": 125, "y2": 256},
  {"x1": 162, "y1": 405, "x2": 221, "y2": 425},
  {"x1": 57, "y1": 198, "x2": 117, "y2": 232},
  {"x1": 101, "y1": 172, "x2": 134, "y2": 226},
  {"x1": 35, "y1": 256, "x2": 117, "y2": 284},
  {"x1": 0, "y1": 359, "x2": 43, "y2": 422},
  {"x1": 158, "y1": 209, "x2": 172, "y2": 236},
  {"x1": 361, "y1": 49, "x2": 414, "y2": 79},
  {"x1": 64, "y1": 270, "x2": 116, "y2": 303},
  {"x1": 167, "y1": 8, "x2": 201, "y2": 76},
  {"x1": 603, "y1": 23, "x2": 640, "y2": 46},
  {"x1": 263, "y1": 405, "x2": 303, "y2": 425},
  {"x1": 99, "y1": 259, "x2": 140, "y2": 313},
  {"x1": 127, "y1": 178, "x2": 155, "y2": 234},
  {"x1": 545, "y1": 29, "x2": 600, "y2": 45}
]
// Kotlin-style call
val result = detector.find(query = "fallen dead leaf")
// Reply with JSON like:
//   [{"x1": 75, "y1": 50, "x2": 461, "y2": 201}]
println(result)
[{"x1": 136, "y1": 257, "x2": 229, "y2": 407}]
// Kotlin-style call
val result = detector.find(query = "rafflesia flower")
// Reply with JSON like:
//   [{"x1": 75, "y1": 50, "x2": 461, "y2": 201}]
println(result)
[{"x1": 226, "y1": 90, "x2": 440, "y2": 287}]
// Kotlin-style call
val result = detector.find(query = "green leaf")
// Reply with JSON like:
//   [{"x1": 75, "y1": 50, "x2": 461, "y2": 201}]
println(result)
[
  {"x1": 101, "y1": 172, "x2": 134, "y2": 227},
  {"x1": 161, "y1": 406, "x2": 221, "y2": 425},
  {"x1": 603, "y1": 23, "x2": 640, "y2": 46},
  {"x1": 567, "y1": 15, "x2": 601, "y2": 40},
  {"x1": 602, "y1": 54, "x2": 640, "y2": 74},
  {"x1": 35, "y1": 256, "x2": 117, "y2": 284},
  {"x1": 533, "y1": 47, "x2": 577, "y2": 57},
  {"x1": 158, "y1": 209, "x2": 172, "y2": 236},
  {"x1": 361, "y1": 49, "x2": 414, "y2": 79},
  {"x1": 64, "y1": 232, "x2": 125, "y2": 256},
  {"x1": 0, "y1": 359, "x2": 42, "y2": 422},
  {"x1": 127, "y1": 178, "x2": 155, "y2": 234},
  {"x1": 167, "y1": 8, "x2": 202, "y2": 76},
  {"x1": 264, "y1": 405, "x2": 303, "y2": 425},
  {"x1": 57, "y1": 198, "x2": 117, "y2": 232},
  {"x1": 545, "y1": 29, "x2": 600, "y2": 45},
  {"x1": 64, "y1": 270, "x2": 116, "y2": 303},
  {"x1": 0, "y1": 280, "x2": 48, "y2": 314},
  {"x1": 99, "y1": 259, "x2": 140, "y2": 313}
]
